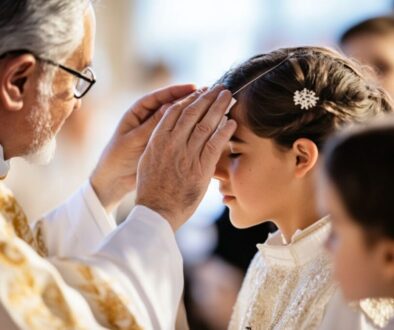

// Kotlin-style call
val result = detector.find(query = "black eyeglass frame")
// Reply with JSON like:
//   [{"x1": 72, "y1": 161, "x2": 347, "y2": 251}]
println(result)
[{"x1": 0, "y1": 49, "x2": 96, "y2": 99}]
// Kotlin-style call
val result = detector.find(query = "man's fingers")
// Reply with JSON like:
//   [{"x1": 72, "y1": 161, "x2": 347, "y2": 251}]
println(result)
[
  {"x1": 155, "y1": 89, "x2": 206, "y2": 132},
  {"x1": 201, "y1": 118, "x2": 237, "y2": 170},
  {"x1": 137, "y1": 83, "x2": 196, "y2": 113},
  {"x1": 126, "y1": 104, "x2": 165, "y2": 142},
  {"x1": 187, "y1": 90, "x2": 232, "y2": 153},
  {"x1": 173, "y1": 85, "x2": 225, "y2": 135},
  {"x1": 118, "y1": 84, "x2": 196, "y2": 134}
]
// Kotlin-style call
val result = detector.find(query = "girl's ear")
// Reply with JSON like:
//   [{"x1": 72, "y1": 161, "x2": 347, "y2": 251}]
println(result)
[{"x1": 292, "y1": 138, "x2": 319, "y2": 178}]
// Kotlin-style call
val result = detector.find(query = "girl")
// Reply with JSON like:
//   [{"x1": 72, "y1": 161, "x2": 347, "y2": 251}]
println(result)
[
  {"x1": 321, "y1": 119, "x2": 394, "y2": 329},
  {"x1": 213, "y1": 46, "x2": 392, "y2": 329}
]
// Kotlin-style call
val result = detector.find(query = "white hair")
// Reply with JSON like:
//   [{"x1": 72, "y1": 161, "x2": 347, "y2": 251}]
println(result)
[{"x1": 0, "y1": 0, "x2": 91, "y2": 94}]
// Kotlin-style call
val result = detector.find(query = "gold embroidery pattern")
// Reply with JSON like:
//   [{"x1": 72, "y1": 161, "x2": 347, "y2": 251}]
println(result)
[
  {"x1": 0, "y1": 183, "x2": 142, "y2": 329},
  {"x1": 0, "y1": 182, "x2": 47, "y2": 257},
  {"x1": 236, "y1": 253, "x2": 334, "y2": 330},
  {"x1": 360, "y1": 298, "x2": 394, "y2": 328},
  {"x1": 77, "y1": 264, "x2": 143, "y2": 330},
  {"x1": 33, "y1": 219, "x2": 49, "y2": 257},
  {"x1": 41, "y1": 282, "x2": 76, "y2": 327},
  {"x1": 0, "y1": 241, "x2": 26, "y2": 266},
  {"x1": 230, "y1": 220, "x2": 335, "y2": 330},
  {"x1": 0, "y1": 229, "x2": 80, "y2": 329}
]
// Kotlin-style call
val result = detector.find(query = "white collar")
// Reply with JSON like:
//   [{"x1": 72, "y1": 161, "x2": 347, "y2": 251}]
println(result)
[
  {"x1": 257, "y1": 216, "x2": 331, "y2": 266},
  {"x1": 0, "y1": 145, "x2": 10, "y2": 178}
]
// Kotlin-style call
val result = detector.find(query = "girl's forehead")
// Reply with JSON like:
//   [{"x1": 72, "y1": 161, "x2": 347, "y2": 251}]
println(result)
[
  {"x1": 228, "y1": 103, "x2": 276, "y2": 145},
  {"x1": 228, "y1": 115, "x2": 260, "y2": 144},
  {"x1": 228, "y1": 101, "x2": 254, "y2": 133},
  {"x1": 228, "y1": 99, "x2": 247, "y2": 123}
]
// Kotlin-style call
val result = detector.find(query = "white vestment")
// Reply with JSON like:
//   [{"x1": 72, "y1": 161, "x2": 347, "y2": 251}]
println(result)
[{"x1": 0, "y1": 180, "x2": 184, "y2": 330}]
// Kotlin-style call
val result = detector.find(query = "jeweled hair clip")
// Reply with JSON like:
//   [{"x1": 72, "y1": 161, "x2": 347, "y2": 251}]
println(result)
[{"x1": 293, "y1": 88, "x2": 319, "y2": 110}]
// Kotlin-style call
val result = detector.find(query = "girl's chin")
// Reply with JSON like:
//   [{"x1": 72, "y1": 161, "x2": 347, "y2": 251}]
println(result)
[{"x1": 228, "y1": 209, "x2": 266, "y2": 229}]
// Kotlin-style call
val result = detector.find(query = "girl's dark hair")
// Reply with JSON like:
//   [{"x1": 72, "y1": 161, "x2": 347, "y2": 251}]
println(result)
[
  {"x1": 217, "y1": 46, "x2": 393, "y2": 149},
  {"x1": 323, "y1": 120, "x2": 394, "y2": 242}
]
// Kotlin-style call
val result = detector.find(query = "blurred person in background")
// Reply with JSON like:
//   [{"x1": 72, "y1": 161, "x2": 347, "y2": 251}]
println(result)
[
  {"x1": 318, "y1": 118, "x2": 394, "y2": 330},
  {"x1": 340, "y1": 15, "x2": 394, "y2": 99}
]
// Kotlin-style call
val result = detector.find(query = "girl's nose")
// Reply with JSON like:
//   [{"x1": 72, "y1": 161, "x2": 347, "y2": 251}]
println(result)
[{"x1": 213, "y1": 150, "x2": 229, "y2": 181}]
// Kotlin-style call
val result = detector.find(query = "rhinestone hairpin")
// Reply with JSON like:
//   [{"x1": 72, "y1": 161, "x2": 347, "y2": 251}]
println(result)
[
  {"x1": 225, "y1": 55, "x2": 294, "y2": 114},
  {"x1": 293, "y1": 88, "x2": 319, "y2": 110}
]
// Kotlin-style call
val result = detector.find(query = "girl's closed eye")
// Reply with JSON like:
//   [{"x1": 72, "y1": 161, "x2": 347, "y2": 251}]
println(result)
[
  {"x1": 228, "y1": 133, "x2": 247, "y2": 159},
  {"x1": 228, "y1": 143, "x2": 242, "y2": 158},
  {"x1": 228, "y1": 151, "x2": 242, "y2": 159}
]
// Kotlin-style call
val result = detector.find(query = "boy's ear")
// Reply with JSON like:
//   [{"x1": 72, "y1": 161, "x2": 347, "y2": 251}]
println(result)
[
  {"x1": 292, "y1": 138, "x2": 319, "y2": 178},
  {"x1": 0, "y1": 54, "x2": 37, "y2": 112},
  {"x1": 380, "y1": 240, "x2": 394, "y2": 280}
]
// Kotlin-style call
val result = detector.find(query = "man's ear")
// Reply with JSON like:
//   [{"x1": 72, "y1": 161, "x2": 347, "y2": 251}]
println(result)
[
  {"x1": 0, "y1": 54, "x2": 37, "y2": 112},
  {"x1": 292, "y1": 138, "x2": 319, "y2": 178}
]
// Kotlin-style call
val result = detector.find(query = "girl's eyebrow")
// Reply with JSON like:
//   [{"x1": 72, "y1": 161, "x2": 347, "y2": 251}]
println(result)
[{"x1": 230, "y1": 135, "x2": 246, "y2": 143}]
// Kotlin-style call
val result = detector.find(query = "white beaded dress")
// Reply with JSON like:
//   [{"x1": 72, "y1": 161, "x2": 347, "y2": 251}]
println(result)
[{"x1": 229, "y1": 216, "x2": 335, "y2": 330}]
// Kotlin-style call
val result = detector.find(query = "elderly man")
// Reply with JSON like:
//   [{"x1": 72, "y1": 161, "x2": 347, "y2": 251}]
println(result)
[{"x1": 0, "y1": 1, "x2": 236, "y2": 329}]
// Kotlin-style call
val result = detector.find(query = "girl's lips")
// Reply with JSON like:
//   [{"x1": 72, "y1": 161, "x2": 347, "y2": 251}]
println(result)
[{"x1": 223, "y1": 195, "x2": 236, "y2": 203}]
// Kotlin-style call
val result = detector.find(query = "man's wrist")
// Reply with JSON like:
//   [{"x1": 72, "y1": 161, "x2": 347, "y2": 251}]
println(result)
[
  {"x1": 135, "y1": 198, "x2": 179, "y2": 232},
  {"x1": 89, "y1": 175, "x2": 114, "y2": 213}
]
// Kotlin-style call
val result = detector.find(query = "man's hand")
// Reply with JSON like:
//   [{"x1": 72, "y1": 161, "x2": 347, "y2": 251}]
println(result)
[
  {"x1": 90, "y1": 84, "x2": 196, "y2": 213},
  {"x1": 135, "y1": 85, "x2": 237, "y2": 231}
]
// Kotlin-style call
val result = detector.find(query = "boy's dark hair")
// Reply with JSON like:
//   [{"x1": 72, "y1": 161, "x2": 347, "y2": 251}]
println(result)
[
  {"x1": 217, "y1": 46, "x2": 392, "y2": 149},
  {"x1": 340, "y1": 15, "x2": 394, "y2": 46},
  {"x1": 324, "y1": 120, "x2": 394, "y2": 242}
]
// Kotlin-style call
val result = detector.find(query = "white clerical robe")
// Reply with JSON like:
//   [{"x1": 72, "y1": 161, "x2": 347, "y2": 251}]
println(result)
[{"x1": 0, "y1": 180, "x2": 184, "y2": 330}]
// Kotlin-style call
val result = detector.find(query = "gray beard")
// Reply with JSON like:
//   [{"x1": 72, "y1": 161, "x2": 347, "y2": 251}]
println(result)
[
  {"x1": 23, "y1": 137, "x2": 57, "y2": 165},
  {"x1": 22, "y1": 93, "x2": 57, "y2": 165}
]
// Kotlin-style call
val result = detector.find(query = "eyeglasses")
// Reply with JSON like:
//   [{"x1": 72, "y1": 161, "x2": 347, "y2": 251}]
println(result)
[
  {"x1": 44, "y1": 59, "x2": 96, "y2": 99},
  {"x1": 0, "y1": 50, "x2": 96, "y2": 99}
]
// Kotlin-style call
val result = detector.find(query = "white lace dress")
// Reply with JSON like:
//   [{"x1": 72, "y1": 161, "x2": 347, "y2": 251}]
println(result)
[{"x1": 229, "y1": 217, "x2": 336, "y2": 330}]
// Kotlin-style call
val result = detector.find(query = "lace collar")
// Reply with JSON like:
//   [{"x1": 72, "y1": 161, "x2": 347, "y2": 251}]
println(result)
[{"x1": 257, "y1": 216, "x2": 331, "y2": 266}]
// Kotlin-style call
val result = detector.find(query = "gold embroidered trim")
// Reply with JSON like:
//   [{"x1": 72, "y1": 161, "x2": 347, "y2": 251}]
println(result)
[
  {"x1": 360, "y1": 298, "x2": 394, "y2": 328},
  {"x1": 0, "y1": 182, "x2": 47, "y2": 256},
  {"x1": 77, "y1": 264, "x2": 143, "y2": 330}
]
